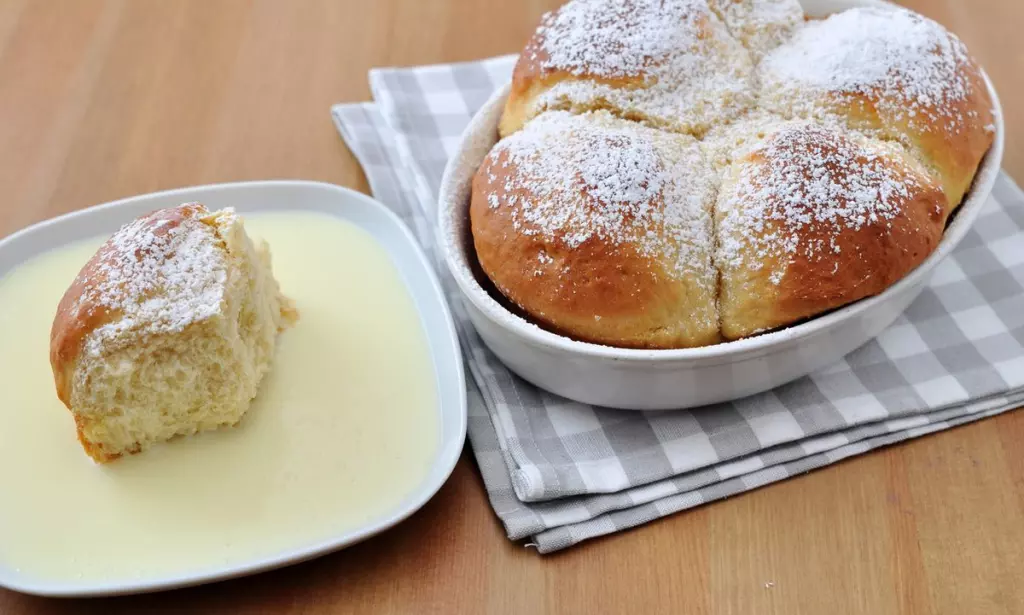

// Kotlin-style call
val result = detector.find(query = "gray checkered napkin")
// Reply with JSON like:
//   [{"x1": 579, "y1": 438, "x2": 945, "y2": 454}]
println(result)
[{"x1": 331, "y1": 55, "x2": 1024, "y2": 554}]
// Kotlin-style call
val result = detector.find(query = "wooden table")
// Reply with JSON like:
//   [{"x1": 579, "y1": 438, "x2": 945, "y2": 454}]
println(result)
[{"x1": 1, "y1": 1, "x2": 1021, "y2": 613}]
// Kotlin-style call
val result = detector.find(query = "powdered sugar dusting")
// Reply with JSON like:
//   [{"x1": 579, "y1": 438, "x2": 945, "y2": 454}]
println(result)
[
  {"x1": 78, "y1": 204, "x2": 228, "y2": 356},
  {"x1": 717, "y1": 123, "x2": 926, "y2": 282},
  {"x1": 708, "y1": 0, "x2": 804, "y2": 58},
  {"x1": 528, "y1": 0, "x2": 755, "y2": 134},
  {"x1": 761, "y1": 7, "x2": 977, "y2": 133},
  {"x1": 484, "y1": 111, "x2": 715, "y2": 283},
  {"x1": 535, "y1": 0, "x2": 704, "y2": 79}
]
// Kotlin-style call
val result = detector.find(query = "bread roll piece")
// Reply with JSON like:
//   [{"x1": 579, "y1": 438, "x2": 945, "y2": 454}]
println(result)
[
  {"x1": 499, "y1": 0, "x2": 755, "y2": 138},
  {"x1": 760, "y1": 6, "x2": 995, "y2": 211},
  {"x1": 50, "y1": 204, "x2": 298, "y2": 463},
  {"x1": 472, "y1": 110, "x2": 720, "y2": 349},
  {"x1": 715, "y1": 122, "x2": 948, "y2": 340}
]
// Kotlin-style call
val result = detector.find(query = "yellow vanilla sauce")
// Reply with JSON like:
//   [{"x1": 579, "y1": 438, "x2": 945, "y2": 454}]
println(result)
[{"x1": 0, "y1": 211, "x2": 439, "y2": 585}]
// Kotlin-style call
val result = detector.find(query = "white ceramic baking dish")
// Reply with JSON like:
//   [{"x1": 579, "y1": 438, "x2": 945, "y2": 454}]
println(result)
[{"x1": 437, "y1": 0, "x2": 1006, "y2": 410}]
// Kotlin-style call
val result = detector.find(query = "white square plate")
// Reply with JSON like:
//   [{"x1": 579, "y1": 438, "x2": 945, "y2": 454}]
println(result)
[{"x1": 0, "y1": 180, "x2": 467, "y2": 597}]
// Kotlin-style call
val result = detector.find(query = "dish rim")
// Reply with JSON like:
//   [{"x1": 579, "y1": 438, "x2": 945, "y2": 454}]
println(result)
[
  {"x1": 437, "y1": 17, "x2": 1006, "y2": 365},
  {"x1": 0, "y1": 179, "x2": 468, "y2": 597}
]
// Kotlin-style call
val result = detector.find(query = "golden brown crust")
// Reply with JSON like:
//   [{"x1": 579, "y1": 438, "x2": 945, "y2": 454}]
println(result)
[
  {"x1": 472, "y1": 154, "x2": 695, "y2": 348},
  {"x1": 759, "y1": 6, "x2": 995, "y2": 212},
  {"x1": 500, "y1": 30, "x2": 649, "y2": 137},
  {"x1": 501, "y1": 70, "x2": 645, "y2": 139},
  {"x1": 471, "y1": 111, "x2": 720, "y2": 349},
  {"x1": 500, "y1": 3, "x2": 634, "y2": 138},
  {"x1": 716, "y1": 123, "x2": 948, "y2": 339},
  {"x1": 499, "y1": 0, "x2": 754, "y2": 139},
  {"x1": 795, "y1": 70, "x2": 993, "y2": 212},
  {"x1": 900, "y1": 64, "x2": 994, "y2": 209},
  {"x1": 49, "y1": 204, "x2": 210, "y2": 410}
]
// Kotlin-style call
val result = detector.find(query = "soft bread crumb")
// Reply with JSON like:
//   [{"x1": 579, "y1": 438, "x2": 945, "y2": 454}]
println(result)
[{"x1": 50, "y1": 204, "x2": 297, "y2": 463}]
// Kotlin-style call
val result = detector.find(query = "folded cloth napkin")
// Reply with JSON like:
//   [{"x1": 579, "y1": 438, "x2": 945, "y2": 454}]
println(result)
[{"x1": 332, "y1": 55, "x2": 1024, "y2": 554}]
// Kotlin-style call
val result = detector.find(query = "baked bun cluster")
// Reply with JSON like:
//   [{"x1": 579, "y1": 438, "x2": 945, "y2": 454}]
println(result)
[
  {"x1": 471, "y1": 0, "x2": 995, "y2": 349},
  {"x1": 50, "y1": 204, "x2": 298, "y2": 462}
]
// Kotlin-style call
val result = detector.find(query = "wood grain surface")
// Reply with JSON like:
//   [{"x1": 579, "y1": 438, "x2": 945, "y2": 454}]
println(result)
[{"x1": 0, "y1": 1, "x2": 1021, "y2": 613}]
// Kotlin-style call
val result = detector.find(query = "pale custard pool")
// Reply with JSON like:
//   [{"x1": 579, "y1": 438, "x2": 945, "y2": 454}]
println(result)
[{"x1": 0, "y1": 211, "x2": 439, "y2": 584}]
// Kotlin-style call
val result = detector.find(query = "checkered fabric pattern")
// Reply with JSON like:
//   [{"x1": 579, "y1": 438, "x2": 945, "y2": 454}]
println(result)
[{"x1": 332, "y1": 55, "x2": 1024, "y2": 553}]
